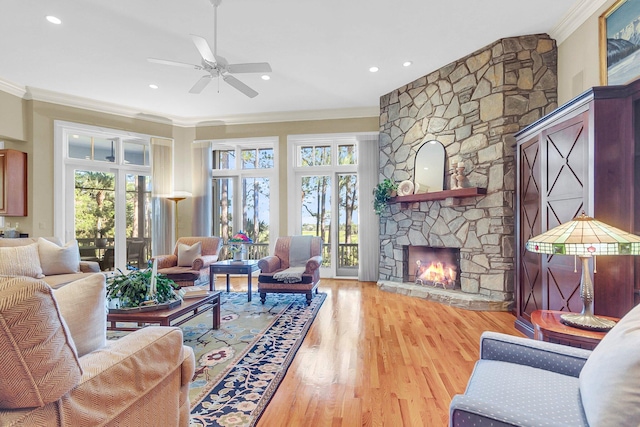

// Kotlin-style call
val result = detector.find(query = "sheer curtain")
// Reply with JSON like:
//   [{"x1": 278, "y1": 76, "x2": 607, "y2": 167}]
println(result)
[
  {"x1": 192, "y1": 141, "x2": 212, "y2": 236},
  {"x1": 151, "y1": 138, "x2": 174, "y2": 256},
  {"x1": 357, "y1": 134, "x2": 380, "y2": 282}
]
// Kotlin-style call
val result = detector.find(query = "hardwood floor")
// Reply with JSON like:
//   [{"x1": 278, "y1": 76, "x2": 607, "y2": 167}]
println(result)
[{"x1": 220, "y1": 277, "x2": 523, "y2": 426}]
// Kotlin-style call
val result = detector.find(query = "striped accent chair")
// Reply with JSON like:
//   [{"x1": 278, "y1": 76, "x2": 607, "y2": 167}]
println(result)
[
  {"x1": 257, "y1": 236, "x2": 323, "y2": 305},
  {"x1": 153, "y1": 236, "x2": 223, "y2": 288}
]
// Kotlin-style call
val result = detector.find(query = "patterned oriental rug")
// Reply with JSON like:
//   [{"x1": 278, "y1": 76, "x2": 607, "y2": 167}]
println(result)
[{"x1": 107, "y1": 291, "x2": 326, "y2": 427}]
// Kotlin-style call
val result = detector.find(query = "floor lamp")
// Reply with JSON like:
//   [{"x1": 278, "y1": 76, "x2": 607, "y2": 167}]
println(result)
[
  {"x1": 167, "y1": 191, "x2": 191, "y2": 242},
  {"x1": 526, "y1": 211, "x2": 640, "y2": 331}
]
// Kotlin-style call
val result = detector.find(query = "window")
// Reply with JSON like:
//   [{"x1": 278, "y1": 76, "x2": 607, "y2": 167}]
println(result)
[
  {"x1": 55, "y1": 121, "x2": 153, "y2": 271},
  {"x1": 289, "y1": 134, "x2": 361, "y2": 277},
  {"x1": 211, "y1": 137, "x2": 278, "y2": 260}
]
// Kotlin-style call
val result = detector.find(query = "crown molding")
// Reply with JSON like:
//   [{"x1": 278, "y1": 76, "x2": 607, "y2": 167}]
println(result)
[
  {"x1": 17, "y1": 85, "x2": 377, "y2": 128},
  {"x1": 188, "y1": 106, "x2": 380, "y2": 127},
  {"x1": 549, "y1": 0, "x2": 609, "y2": 44},
  {"x1": 0, "y1": 78, "x2": 27, "y2": 98}
]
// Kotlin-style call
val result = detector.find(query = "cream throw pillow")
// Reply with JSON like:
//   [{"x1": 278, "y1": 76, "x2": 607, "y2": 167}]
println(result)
[
  {"x1": 579, "y1": 303, "x2": 640, "y2": 426},
  {"x1": 53, "y1": 273, "x2": 107, "y2": 357},
  {"x1": 0, "y1": 276, "x2": 81, "y2": 409},
  {"x1": 38, "y1": 237, "x2": 81, "y2": 275},
  {"x1": 0, "y1": 243, "x2": 44, "y2": 278},
  {"x1": 177, "y1": 241, "x2": 202, "y2": 267}
]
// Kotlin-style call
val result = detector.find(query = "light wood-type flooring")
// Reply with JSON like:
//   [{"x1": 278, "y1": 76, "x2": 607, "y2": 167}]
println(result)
[{"x1": 217, "y1": 276, "x2": 523, "y2": 426}]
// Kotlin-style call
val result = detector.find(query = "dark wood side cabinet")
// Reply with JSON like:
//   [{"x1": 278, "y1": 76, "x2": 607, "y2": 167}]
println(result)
[
  {"x1": 515, "y1": 79, "x2": 640, "y2": 336},
  {"x1": 0, "y1": 149, "x2": 27, "y2": 217}
]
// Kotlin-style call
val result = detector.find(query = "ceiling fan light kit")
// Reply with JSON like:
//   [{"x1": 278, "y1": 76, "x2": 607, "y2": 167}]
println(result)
[{"x1": 148, "y1": 0, "x2": 271, "y2": 98}]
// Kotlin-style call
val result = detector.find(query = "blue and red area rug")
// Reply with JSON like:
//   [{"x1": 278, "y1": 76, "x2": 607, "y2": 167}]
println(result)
[
  {"x1": 185, "y1": 291, "x2": 325, "y2": 427},
  {"x1": 109, "y1": 291, "x2": 325, "y2": 426}
]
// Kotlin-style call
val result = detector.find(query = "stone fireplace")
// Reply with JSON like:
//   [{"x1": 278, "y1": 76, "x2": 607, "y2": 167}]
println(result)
[{"x1": 377, "y1": 34, "x2": 558, "y2": 310}]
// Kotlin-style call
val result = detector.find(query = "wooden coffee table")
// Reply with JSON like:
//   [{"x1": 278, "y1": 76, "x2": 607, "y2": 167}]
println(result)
[{"x1": 107, "y1": 292, "x2": 221, "y2": 331}]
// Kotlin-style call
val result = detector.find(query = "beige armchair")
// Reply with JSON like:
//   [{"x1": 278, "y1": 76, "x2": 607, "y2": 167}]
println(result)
[
  {"x1": 257, "y1": 236, "x2": 323, "y2": 305},
  {"x1": 153, "y1": 236, "x2": 223, "y2": 288},
  {"x1": 0, "y1": 273, "x2": 195, "y2": 426}
]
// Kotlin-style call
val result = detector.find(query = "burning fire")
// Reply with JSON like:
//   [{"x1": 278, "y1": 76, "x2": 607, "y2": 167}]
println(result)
[{"x1": 415, "y1": 260, "x2": 457, "y2": 288}]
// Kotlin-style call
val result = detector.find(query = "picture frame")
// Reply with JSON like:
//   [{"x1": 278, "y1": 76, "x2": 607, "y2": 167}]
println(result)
[{"x1": 599, "y1": 0, "x2": 640, "y2": 85}]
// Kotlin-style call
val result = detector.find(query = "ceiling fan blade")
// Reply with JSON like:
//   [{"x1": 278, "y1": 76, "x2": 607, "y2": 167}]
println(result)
[
  {"x1": 190, "y1": 34, "x2": 217, "y2": 64},
  {"x1": 227, "y1": 62, "x2": 272, "y2": 74},
  {"x1": 223, "y1": 74, "x2": 258, "y2": 98},
  {"x1": 189, "y1": 75, "x2": 213, "y2": 94},
  {"x1": 148, "y1": 58, "x2": 202, "y2": 70}
]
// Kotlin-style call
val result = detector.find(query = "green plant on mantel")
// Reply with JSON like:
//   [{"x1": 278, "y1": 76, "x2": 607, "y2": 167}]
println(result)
[
  {"x1": 106, "y1": 268, "x2": 179, "y2": 308},
  {"x1": 373, "y1": 179, "x2": 398, "y2": 215}
]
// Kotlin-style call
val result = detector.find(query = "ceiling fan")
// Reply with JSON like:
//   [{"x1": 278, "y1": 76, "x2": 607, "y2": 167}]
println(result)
[{"x1": 148, "y1": 0, "x2": 271, "y2": 98}]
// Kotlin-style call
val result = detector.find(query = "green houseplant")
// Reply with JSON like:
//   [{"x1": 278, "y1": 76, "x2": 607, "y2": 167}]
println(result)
[
  {"x1": 373, "y1": 179, "x2": 398, "y2": 215},
  {"x1": 106, "y1": 268, "x2": 179, "y2": 309}
]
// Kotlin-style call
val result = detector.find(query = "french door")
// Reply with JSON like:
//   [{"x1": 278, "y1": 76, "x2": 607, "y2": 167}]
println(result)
[
  {"x1": 56, "y1": 122, "x2": 153, "y2": 271},
  {"x1": 294, "y1": 171, "x2": 358, "y2": 278}
]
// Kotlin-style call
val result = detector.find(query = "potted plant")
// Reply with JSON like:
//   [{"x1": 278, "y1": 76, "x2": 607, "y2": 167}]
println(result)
[
  {"x1": 373, "y1": 179, "x2": 398, "y2": 215},
  {"x1": 106, "y1": 268, "x2": 180, "y2": 311}
]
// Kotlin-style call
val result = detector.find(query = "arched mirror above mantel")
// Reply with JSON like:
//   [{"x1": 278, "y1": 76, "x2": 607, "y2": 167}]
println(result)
[{"x1": 414, "y1": 139, "x2": 445, "y2": 194}]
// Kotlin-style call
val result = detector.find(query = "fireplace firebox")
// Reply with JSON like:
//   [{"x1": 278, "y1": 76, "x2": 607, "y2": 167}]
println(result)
[{"x1": 403, "y1": 246, "x2": 460, "y2": 289}]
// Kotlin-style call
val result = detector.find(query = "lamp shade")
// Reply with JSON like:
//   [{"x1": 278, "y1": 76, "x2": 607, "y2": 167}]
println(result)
[{"x1": 526, "y1": 212, "x2": 640, "y2": 256}]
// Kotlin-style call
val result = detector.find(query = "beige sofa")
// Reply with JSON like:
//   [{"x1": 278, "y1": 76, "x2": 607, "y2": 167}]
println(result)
[
  {"x1": 0, "y1": 273, "x2": 196, "y2": 426},
  {"x1": 0, "y1": 237, "x2": 101, "y2": 288}
]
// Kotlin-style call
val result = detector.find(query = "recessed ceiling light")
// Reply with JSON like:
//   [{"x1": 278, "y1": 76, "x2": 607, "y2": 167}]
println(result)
[
  {"x1": 369, "y1": 66, "x2": 379, "y2": 73},
  {"x1": 149, "y1": 84, "x2": 159, "y2": 89},
  {"x1": 403, "y1": 61, "x2": 413, "y2": 67},
  {"x1": 46, "y1": 15, "x2": 62, "y2": 25},
  {"x1": 261, "y1": 75, "x2": 270, "y2": 81}
]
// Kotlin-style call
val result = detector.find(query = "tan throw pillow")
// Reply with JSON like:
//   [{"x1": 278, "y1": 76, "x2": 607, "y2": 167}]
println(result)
[
  {"x1": 0, "y1": 243, "x2": 44, "y2": 278},
  {"x1": 38, "y1": 237, "x2": 81, "y2": 275},
  {"x1": 0, "y1": 276, "x2": 82, "y2": 409},
  {"x1": 177, "y1": 241, "x2": 202, "y2": 267},
  {"x1": 579, "y1": 303, "x2": 640, "y2": 426},
  {"x1": 53, "y1": 273, "x2": 107, "y2": 357}
]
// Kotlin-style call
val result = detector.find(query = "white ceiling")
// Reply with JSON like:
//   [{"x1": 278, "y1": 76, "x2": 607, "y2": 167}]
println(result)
[{"x1": 0, "y1": 0, "x2": 581, "y2": 125}]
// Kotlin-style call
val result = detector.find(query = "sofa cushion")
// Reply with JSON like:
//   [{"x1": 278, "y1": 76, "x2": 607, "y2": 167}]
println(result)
[
  {"x1": 38, "y1": 237, "x2": 81, "y2": 275},
  {"x1": 0, "y1": 243, "x2": 44, "y2": 278},
  {"x1": 0, "y1": 276, "x2": 82, "y2": 409},
  {"x1": 579, "y1": 304, "x2": 640, "y2": 426},
  {"x1": 177, "y1": 241, "x2": 201, "y2": 267},
  {"x1": 53, "y1": 273, "x2": 107, "y2": 357}
]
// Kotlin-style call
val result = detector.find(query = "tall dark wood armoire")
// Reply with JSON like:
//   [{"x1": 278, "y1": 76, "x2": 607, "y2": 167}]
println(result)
[{"x1": 515, "y1": 78, "x2": 640, "y2": 336}]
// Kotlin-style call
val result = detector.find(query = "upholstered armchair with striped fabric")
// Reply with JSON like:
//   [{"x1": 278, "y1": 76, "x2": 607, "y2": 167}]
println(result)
[
  {"x1": 257, "y1": 235, "x2": 323, "y2": 305},
  {"x1": 0, "y1": 274, "x2": 195, "y2": 426},
  {"x1": 153, "y1": 236, "x2": 223, "y2": 288}
]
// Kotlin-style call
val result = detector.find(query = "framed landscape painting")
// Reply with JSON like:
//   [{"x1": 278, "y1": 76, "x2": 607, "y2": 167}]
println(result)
[{"x1": 600, "y1": 0, "x2": 640, "y2": 85}]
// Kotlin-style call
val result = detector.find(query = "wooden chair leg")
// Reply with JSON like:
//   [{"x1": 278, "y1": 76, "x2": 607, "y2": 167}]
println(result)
[
  {"x1": 305, "y1": 292, "x2": 312, "y2": 305},
  {"x1": 260, "y1": 292, "x2": 267, "y2": 304}
]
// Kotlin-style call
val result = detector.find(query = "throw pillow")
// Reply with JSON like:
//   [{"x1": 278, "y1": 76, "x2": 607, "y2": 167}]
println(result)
[
  {"x1": 177, "y1": 241, "x2": 202, "y2": 267},
  {"x1": 579, "y1": 303, "x2": 640, "y2": 426},
  {"x1": 0, "y1": 276, "x2": 81, "y2": 409},
  {"x1": 53, "y1": 273, "x2": 107, "y2": 357},
  {"x1": 0, "y1": 243, "x2": 44, "y2": 278},
  {"x1": 38, "y1": 237, "x2": 81, "y2": 275}
]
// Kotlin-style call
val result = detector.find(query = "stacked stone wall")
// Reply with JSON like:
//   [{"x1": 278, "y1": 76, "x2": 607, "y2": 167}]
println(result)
[{"x1": 378, "y1": 34, "x2": 557, "y2": 301}]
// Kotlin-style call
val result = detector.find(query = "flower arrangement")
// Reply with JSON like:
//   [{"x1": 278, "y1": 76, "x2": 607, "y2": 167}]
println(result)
[
  {"x1": 227, "y1": 231, "x2": 253, "y2": 260},
  {"x1": 229, "y1": 231, "x2": 253, "y2": 244}
]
